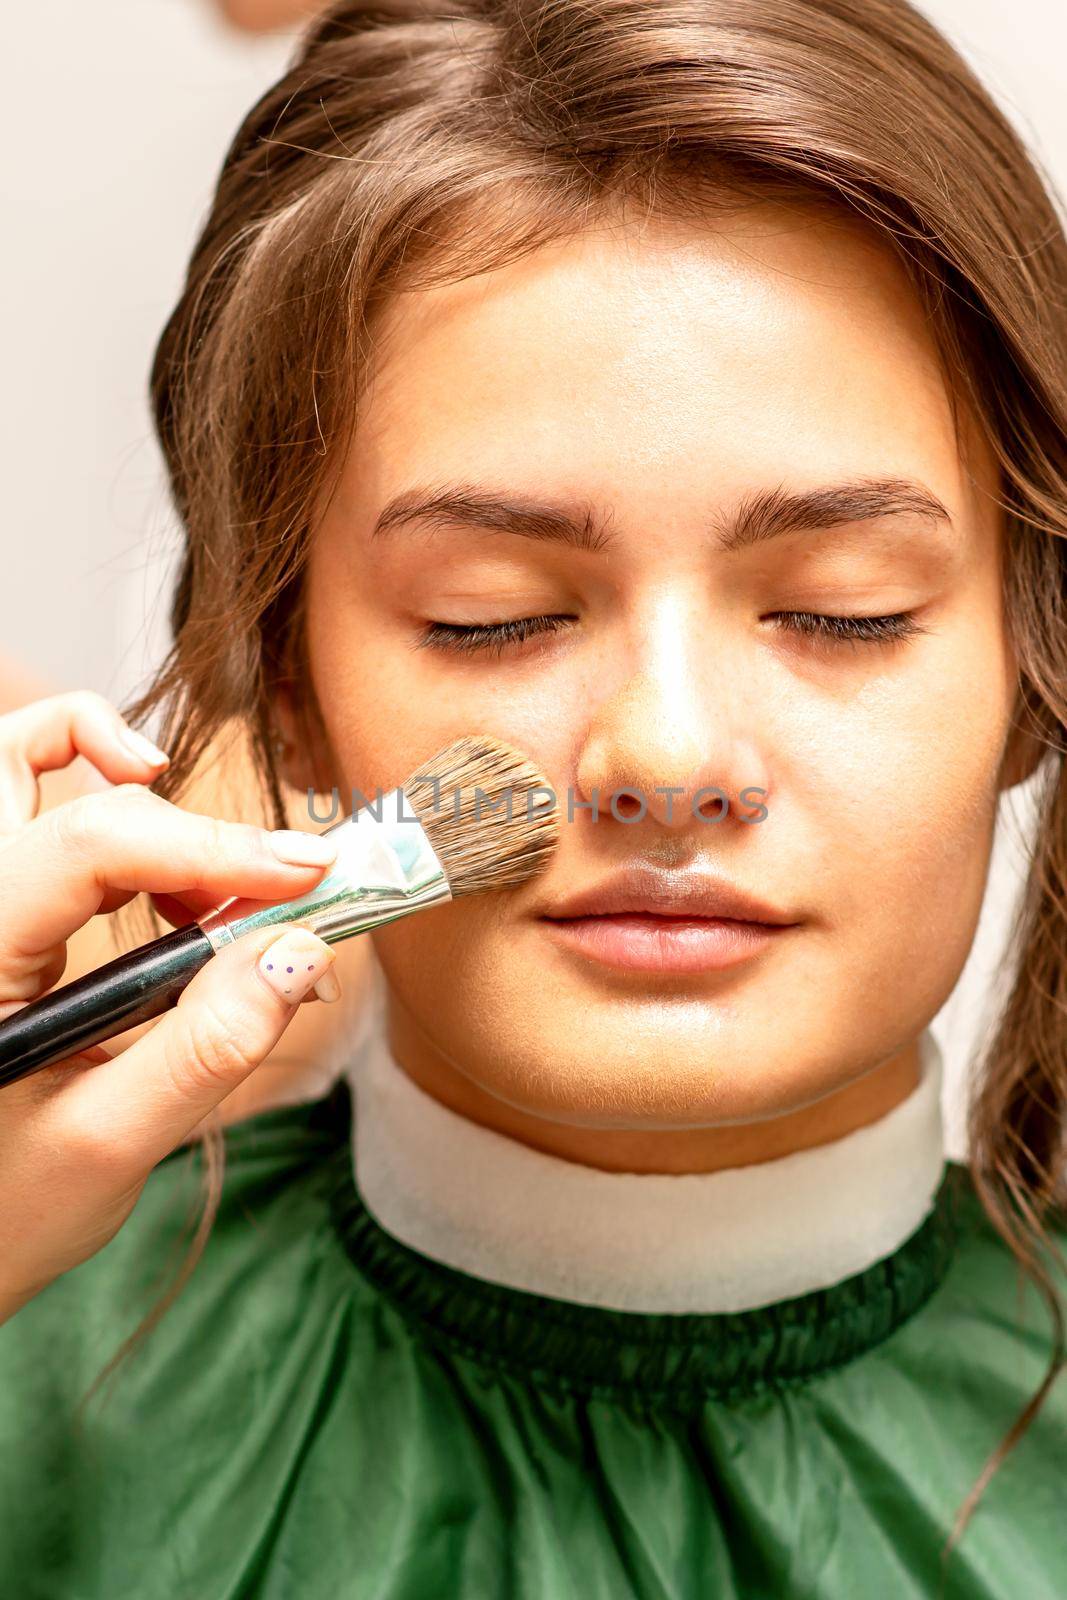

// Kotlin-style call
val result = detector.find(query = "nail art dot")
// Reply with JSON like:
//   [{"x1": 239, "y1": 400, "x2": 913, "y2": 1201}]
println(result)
[
  {"x1": 307, "y1": 964, "x2": 315, "y2": 971},
  {"x1": 266, "y1": 963, "x2": 273, "y2": 971},
  {"x1": 284, "y1": 987, "x2": 292, "y2": 994},
  {"x1": 286, "y1": 966, "x2": 294, "y2": 974}
]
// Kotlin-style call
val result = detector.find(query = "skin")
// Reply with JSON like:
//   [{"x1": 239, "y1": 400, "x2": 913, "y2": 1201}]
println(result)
[{"x1": 279, "y1": 197, "x2": 1027, "y2": 1174}]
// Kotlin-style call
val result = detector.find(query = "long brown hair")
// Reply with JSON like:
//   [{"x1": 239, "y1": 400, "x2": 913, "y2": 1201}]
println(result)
[{"x1": 84, "y1": 0, "x2": 1067, "y2": 1554}]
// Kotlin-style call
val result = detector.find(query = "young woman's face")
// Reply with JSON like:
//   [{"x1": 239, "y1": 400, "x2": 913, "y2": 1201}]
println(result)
[{"x1": 302, "y1": 200, "x2": 1017, "y2": 1133}]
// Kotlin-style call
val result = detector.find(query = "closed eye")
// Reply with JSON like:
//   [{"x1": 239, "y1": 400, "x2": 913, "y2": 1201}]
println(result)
[
  {"x1": 767, "y1": 610, "x2": 927, "y2": 645},
  {"x1": 415, "y1": 610, "x2": 925, "y2": 655},
  {"x1": 414, "y1": 614, "x2": 575, "y2": 654}
]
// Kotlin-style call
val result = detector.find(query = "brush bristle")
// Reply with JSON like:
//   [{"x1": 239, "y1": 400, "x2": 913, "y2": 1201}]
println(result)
[{"x1": 401, "y1": 736, "x2": 559, "y2": 898}]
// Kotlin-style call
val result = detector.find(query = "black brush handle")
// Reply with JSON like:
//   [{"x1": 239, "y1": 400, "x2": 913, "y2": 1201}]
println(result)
[{"x1": 0, "y1": 924, "x2": 214, "y2": 1088}]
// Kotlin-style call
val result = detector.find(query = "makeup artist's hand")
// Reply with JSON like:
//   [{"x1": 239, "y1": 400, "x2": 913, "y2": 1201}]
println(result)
[{"x1": 0, "y1": 691, "x2": 343, "y2": 1324}]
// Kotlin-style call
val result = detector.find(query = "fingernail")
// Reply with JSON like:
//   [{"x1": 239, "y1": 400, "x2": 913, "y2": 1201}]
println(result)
[
  {"x1": 267, "y1": 829, "x2": 338, "y2": 868},
  {"x1": 258, "y1": 929, "x2": 335, "y2": 1003},
  {"x1": 118, "y1": 726, "x2": 170, "y2": 768},
  {"x1": 312, "y1": 965, "x2": 342, "y2": 1004}
]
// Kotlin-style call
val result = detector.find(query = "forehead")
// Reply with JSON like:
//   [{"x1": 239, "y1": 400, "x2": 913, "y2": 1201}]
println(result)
[{"x1": 348, "y1": 200, "x2": 985, "y2": 519}]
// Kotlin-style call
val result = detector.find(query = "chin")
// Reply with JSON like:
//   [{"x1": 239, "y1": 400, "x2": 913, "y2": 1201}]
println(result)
[{"x1": 453, "y1": 1020, "x2": 851, "y2": 1130}]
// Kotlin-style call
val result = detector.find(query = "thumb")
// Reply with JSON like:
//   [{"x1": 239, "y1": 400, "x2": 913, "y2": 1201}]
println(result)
[{"x1": 60, "y1": 923, "x2": 339, "y2": 1168}]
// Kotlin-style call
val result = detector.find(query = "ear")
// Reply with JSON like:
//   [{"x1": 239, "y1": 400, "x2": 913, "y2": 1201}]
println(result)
[
  {"x1": 270, "y1": 679, "x2": 341, "y2": 797},
  {"x1": 996, "y1": 684, "x2": 1051, "y2": 793}
]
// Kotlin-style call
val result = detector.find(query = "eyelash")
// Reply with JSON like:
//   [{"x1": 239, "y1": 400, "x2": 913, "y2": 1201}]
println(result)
[
  {"x1": 416, "y1": 611, "x2": 924, "y2": 654},
  {"x1": 770, "y1": 610, "x2": 925, "y2": 645},
  {"x1": 417, "y1": 614, "x2": 574, "y2": 654}
]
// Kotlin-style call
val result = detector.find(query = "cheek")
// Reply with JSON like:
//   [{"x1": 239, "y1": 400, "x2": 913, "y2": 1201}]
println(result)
[
  {"x1": 371, "y1": 894, "x2": 524, "y2": 1046},
  {"x1": 311, "y1": 633, "x2": 588, "y2": 804},
  {"x1": 800, "y1": 615, "x2": 1012, "y2": 984},
  {"x1": 303, "y1": 563, "x2": 450, "y2": 793}
]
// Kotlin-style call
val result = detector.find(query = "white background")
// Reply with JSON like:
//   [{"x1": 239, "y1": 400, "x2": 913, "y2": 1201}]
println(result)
[{"x1": 1, "y1": 1, "x2": 1061, "y2": 1153}]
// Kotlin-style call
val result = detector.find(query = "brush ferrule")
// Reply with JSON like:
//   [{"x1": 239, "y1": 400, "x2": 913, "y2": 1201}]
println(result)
[{"x1": 197, "y1": 788, "x2": 452, "y2": 953}]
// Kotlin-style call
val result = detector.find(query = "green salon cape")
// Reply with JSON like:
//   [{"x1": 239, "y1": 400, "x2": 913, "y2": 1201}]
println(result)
[{"x1": 1, "y1": 1074, "x2": 1064, "y2": 1599}]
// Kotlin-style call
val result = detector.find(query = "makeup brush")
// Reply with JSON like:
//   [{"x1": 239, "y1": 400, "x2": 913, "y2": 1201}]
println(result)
[{"x1": 0, "y1": 735, "x2": 559, "y2": 1088}]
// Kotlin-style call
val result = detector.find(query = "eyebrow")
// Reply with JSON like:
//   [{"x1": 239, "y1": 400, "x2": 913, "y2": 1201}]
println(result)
[{"x1": 370, "y1": 476, "x2": 951, "y2": 554}]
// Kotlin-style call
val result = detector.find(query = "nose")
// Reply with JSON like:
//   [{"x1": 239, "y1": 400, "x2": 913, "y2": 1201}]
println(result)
[{"x1": 573, "y1": 593, "x2": 768, "y2": 830}]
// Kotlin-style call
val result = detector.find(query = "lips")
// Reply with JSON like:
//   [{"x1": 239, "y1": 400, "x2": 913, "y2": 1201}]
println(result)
[{"x1": 537, "y1": 866, "x2": 798, "y2": 975}]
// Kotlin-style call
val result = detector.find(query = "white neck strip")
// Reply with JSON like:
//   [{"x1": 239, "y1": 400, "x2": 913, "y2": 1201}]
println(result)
[{"x1": 344, "y1": 986, "x2": 946, "y2": 1314}]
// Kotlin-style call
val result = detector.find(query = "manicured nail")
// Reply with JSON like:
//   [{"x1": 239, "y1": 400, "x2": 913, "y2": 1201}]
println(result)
[
  {"x1": 118, "y1": 725, "x2": 170, "y2": 768},
  {"x1": 312, "y1": 965, "x2": 342, "y2": 1004},
  {"x1": 266, "y1": 829, "x2": 338, "y2": 868},
  {"x1": 258, "y1": 929, "x2": 335, "y2": 1003}
]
